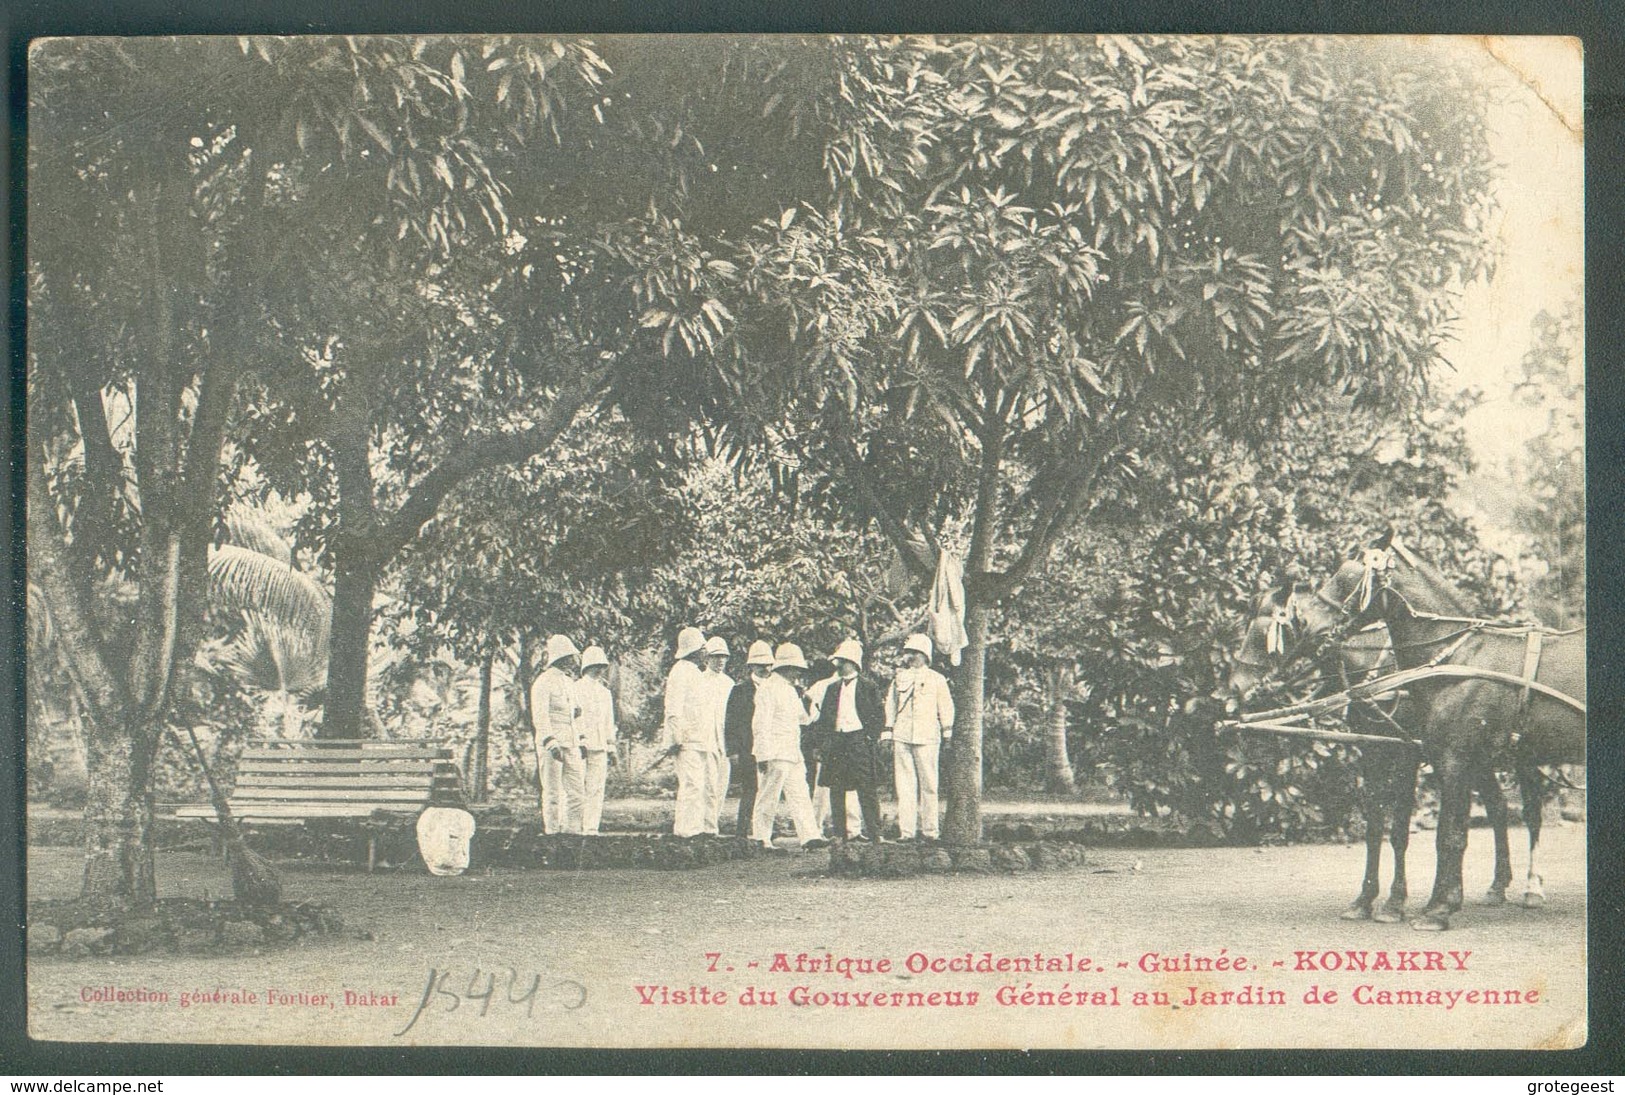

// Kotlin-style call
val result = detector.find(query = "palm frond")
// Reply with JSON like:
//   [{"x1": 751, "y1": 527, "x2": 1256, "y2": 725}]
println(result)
[
  {"x1": 218, "y1": 612, "x2": 329, "y2": 696},
  {"x1": 223, "y1": 507, "x2": 294, "y2": 566},
  {"x1": 208, "y1": 543, "x2": 332, "y2": 636}
]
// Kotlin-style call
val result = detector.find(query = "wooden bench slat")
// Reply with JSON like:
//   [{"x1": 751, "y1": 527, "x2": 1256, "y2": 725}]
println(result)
[
  {"x1": 240, "y1": 747, "x2": 448, "y2": 761},
  {"x1": 175, "y1": 805, "x2": 391, "y2": 817},
  {"x1": 227, "y1": 806, "x2": 425, "y2": 815},
  {"x1": 177, "y1": 806, "x2": 418, "y2": 819},
  {"x1": 172, "y1": 806, "x2": 217, "y2": 818},
  {"x1": 176, "y1": 743, "x2": 463, "y2": 858},
  {"x1": 230, "y1": 787, "x2": 437, "y2": 802},
  {"x1": 226, "y1": 806, "x2": 428, "y2": 815},
  {"x1": 238, "y1": 774, "x2": 438, "y2": 789},
  {"x1": 242, "y1": 738, "x2": 444, "y2": 747},
  {"x1": 237, "y1": 760, "x2": 443, "y2": 775},
  {"x1": 243, "y1": 738, "x2": 442, "y2": 746}
]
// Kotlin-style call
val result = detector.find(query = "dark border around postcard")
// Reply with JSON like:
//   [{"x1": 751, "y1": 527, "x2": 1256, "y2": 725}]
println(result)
[{"x1": 2, "y1": 0, "x2": 1620, "y2": 1078}]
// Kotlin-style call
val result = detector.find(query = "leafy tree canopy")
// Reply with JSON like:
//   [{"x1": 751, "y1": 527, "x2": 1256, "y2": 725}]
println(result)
[{"x1": 690, "y1": 37, "x2": 1496, "y2": 589}]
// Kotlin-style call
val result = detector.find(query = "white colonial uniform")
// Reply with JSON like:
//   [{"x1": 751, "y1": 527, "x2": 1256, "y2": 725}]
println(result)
[
  {"x1": 885, "y1": 665, "x2": 955, "y2": 840},
  {"x1": 664, "y1": 658, "x2": 712, "y2": 837},
  {"x1": 531, "y1": 665, "x2": 586, "y2": 833},
  {"x1": 702, "y1": 668, "x2": 735, "y2": 834},
  {"x1": 573, "y1": 674, "x2": 617, "y2": 834},
  {"x1": 750, "y1": 673, "x2": 820, "y2": 846}
]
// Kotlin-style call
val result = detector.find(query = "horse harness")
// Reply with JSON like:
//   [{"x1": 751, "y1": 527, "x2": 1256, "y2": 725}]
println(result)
[
  {"x1": 1230, "y1": 545, "x2": 1585, "y2": 776},
  {"x1": 1305, "y1": 544, "x2": 1587, "y2": 721}
]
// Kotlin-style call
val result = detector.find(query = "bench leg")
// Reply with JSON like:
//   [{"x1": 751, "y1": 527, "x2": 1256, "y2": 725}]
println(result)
[{"x1": 367, "y1": 834, "x2": 377, "y2": 873}]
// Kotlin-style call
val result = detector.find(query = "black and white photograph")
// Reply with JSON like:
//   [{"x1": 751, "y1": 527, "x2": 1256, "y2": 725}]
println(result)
[{"x1": 22, "y1": 33, "x2": 1584, "y2": 1050}]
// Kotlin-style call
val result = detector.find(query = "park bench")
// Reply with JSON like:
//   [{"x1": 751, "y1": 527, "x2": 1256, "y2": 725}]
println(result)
[{"x1": 174, "y1": 739, "x2": 465, "y2": 871}]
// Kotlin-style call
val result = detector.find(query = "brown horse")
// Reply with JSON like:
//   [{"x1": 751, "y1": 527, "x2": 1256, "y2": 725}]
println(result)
[
  {"x1": 1290, "y1": 537, "x2": 1585, "y2": 930},
  {"x1": 1230, "y1": 601, "x2": 1517, "y2": 924}
]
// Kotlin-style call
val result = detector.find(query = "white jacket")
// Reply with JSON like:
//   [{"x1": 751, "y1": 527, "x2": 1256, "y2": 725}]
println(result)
[
  {"x1": 702, "y1": 670, "x2": 735, "y2": 753},
  {"x1": 663, "y1": 659, "x2": 712, "y2": 750},
  {"x1": 531, "y1": 666, "x2": 580, "y2": 751},
  {"x1": 573, "y1": 676, "x2": 617, "y2": 752},
  {"x1": 885, "y1": 666, "x2": 955, "y2": 745},
  {"x1": 751, "y1": 673, "x2": 812, "y2": 763}
]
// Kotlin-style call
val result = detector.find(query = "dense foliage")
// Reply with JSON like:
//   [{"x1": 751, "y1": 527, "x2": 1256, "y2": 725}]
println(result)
[
  {"x1": 29, "y1": 36, "x2": 1543, "y2": 896},
  {"x1": 1508, "y1": 301, "x2": 1585, "y2": 627},
  {"x1": 994, "y1": 392, "x2": 1511, "y2": 836},
  {"x1": 621, "y1": 36, "x2": 1500, "y2": 841}
]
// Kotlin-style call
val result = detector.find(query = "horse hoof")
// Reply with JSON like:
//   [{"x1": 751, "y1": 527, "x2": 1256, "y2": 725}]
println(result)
[
  {"x1": 1340, "y1": 905, "x2": 1373, "y2": 921},
  {"x1": 1411, "y1": 913, "x2": 1450, "y2": 932},
  {"x1": 1522, "y1": 892, "x2": 1546, "y2": 909},
  {"x1": 1480, "y1": 889, "x2": 1507, "y2": 906},
  {"x1": 1373, "y1": 906, "x2": 1405, "y2": 924}
]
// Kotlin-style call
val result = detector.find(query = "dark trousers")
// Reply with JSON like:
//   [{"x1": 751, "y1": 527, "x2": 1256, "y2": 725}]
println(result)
[
  {"x1": 733, "y1": 754, "x2": 757, "y2": 836},
  {"x1": 830, "y1": 784, "x2": 882, "y2": 842}
]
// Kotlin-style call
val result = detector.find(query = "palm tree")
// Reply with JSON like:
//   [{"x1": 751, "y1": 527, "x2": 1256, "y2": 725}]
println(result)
[
  {"x1": 205, "y1": 507, "x2": 332, "y2": 738},
  {"x1": 1041, "y1": 661, "x2": 1079, "y2": 795}
]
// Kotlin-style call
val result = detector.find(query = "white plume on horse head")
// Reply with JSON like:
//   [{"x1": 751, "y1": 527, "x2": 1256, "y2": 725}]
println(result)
[
  {"x1": 1280, "y1": 580, "x2": 1311, "y2": 628},
  {"x1": 1355, "y1": 546, "x2": 1396, "y2": 612},
  {"x1": 1265, "y1": 605, "x2": 1291, "y2": 655}
]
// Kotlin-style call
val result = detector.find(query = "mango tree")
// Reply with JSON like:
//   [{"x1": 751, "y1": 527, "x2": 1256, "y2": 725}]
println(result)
[{"x1": 655, "y1": 36, "x2": 1497, "y2": 843}]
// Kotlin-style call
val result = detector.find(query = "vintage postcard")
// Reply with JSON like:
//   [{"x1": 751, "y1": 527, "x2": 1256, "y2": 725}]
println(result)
[{"x1": 23, "y1": 33, "x2": 1584, "y2": 1051}]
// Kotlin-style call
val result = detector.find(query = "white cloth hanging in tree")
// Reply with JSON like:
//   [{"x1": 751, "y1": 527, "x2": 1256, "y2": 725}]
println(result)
[{"x1": 928, "y1": 549, "x2": 969, "y2": 667}]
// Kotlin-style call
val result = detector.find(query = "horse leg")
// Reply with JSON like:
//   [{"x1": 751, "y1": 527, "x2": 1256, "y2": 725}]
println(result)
[
  {"x1": 1414, "y1": 754, "x2": 1473, "y2": 931},
  {"x1": 1518, "y1": 760, "x2": 1547, "y2": 908},
  {"x1": 1342, "y1": 783, "x2": 1384, "y2": 920},
  {"x1": 1478, "y1": 771, "x2": 1511, "y2": 905},
  {"x1": 1375, "y1": 752, "x2": 1419, "y2": 924}
]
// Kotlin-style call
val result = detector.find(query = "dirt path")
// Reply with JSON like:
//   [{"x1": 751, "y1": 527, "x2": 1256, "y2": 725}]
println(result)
[{"x1": 27, "y1": 821, "x2": 1585, "y2": 1051}]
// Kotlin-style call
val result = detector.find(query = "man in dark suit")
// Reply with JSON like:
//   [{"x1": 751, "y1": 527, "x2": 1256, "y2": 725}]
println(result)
[
  {"x1": 807, "y1": 639, "x2": 886, "y2": 842},
  {"x1": 724, "y1": 640, "x2": 774, "y2": 836}
]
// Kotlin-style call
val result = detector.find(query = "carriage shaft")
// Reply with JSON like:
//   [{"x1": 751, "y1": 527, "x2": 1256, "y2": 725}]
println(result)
[{"x1": 1219, "y1": 718, "x2": 1421, "y2": 750}]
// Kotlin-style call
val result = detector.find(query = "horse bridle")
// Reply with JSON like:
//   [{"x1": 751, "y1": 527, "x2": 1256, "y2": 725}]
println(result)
[
  {"x1": 1287, "y1": 544, "x2": 1420, "y2": 627},
  {"x1": 1293, "y1": 544, "x2": 1501, "y2": 665}
]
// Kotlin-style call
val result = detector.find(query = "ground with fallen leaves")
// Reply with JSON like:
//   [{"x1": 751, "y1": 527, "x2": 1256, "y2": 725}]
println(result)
[{"x1": 27, "y1": 809, "x2": 1584, "y2": 1051}]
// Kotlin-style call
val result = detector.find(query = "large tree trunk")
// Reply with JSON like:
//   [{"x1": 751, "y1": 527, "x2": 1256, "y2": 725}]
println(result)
[
  {"x1": 319, "y1": 382, "x2": 380, "y2": 741},
  {"x1": 1043, "y1": 663, "x2": 1078, "y2": 794},
  {"x1": 941, "y1": 410, "x2": 1006, "y2": 847},
  {"x1": 80, "y1": 716, "x2": 159, "y2": 905},
  {"x1": 319, "y1": 552, "x2": 379, "y2": 740},
  {"x1": 473, "y1": 647, "x2": 494, "y2": 802},
  {"x1": 32, "y1": 445, "x2": 166, "y2": 906},
  {"x1": 517, "y1": 632, "x2": 533, "y2": 730},
  {"x1": 316, "y1": 378, "x2": 595, "y2": 741},
  {"x1": 942, "y1": 600, "x2": 992, "y2": 845}
]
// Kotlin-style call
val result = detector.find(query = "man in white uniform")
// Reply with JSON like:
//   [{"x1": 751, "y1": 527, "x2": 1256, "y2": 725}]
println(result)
[
  {"x1": 700, "y1": 636, "x2": 735, "y2": 835},
  {"x1": 663, "y1": 626, "x2": 712, "y2": 837},
  {"x1": 574, "y1": 645, "x2": 617, "y2": 835},
  {"x1": 531, "y1": 634, "x2": 585, "y2": 834},
  {"x1": 883, "y1": 633, "x2": 955, "y2": 842},
  {"x1": 751, "y1": 643, "x2": 828, "y2": 850}
]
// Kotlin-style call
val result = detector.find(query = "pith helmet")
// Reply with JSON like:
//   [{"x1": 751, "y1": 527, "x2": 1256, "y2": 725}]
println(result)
[
  {"x1": 830, "y1": 638, "x2": 864, "y2": 668},
  {"x1": 580, "y1": 645, "x2": 610, "y2": 671},
  {"x1": 674, "y1": 627, "x2": 706, "y2": 660},
  {"x1": 704, "y1": 636, "x2": 730, "y2": 657},
  {"x1": 545, "y1": 634, "x2": 581, "y2": 666},
  {"x1": 746, "y1": 640, "x2": 775, "y2": 666},
  {"x1": 903, "y1": 634, "x2": 933, "y2": 660},
  {"x1": 772, "y1": 642, "x2": 809, "y2": 671}
]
